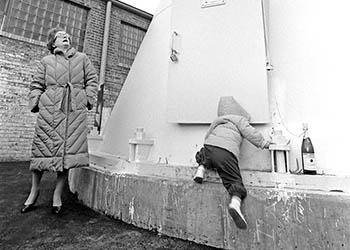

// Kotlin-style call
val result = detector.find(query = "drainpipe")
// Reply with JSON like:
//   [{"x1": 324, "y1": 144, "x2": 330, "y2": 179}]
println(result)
[
  {"x1": 96, "y1": 0, "x2": 112, "y2": 134},
  {"x1": 261, "y1": 0, "x2": 273, "y2": 71},
  {"x1": 1, "y1": 0, "x2": 11, "y2": 31}
]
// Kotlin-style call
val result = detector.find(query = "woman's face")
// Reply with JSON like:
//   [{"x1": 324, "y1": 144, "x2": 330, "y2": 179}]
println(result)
[{"x1": 54, "y1": 31, "x2": 71, "y2": 50}]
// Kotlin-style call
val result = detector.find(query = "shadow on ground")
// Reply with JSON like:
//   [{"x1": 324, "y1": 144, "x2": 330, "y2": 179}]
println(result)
[{"x1": 0, "y1": 162, "x2": 220, "y2": 250}]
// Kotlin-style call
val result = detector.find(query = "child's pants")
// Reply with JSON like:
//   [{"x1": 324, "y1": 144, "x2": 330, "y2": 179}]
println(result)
[{"x1": 196, "y1": 145, "x2": 247, "y2": 200}]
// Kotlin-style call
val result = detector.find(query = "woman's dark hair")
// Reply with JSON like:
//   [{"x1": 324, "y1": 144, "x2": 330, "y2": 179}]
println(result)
[{"x1": 46, "y1": 27, "x2": 65, "y2": 54}]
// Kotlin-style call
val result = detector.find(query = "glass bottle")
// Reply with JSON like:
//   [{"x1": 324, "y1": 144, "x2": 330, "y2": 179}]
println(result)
[{"x1": 301, "y1": 123, "x2": 316, "y2": 175}]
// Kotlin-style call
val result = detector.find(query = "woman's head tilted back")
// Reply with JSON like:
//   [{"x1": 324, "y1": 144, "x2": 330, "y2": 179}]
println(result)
[
  {"x1": 47, "y1": 27, "x2": 71, "y2": 54},
  {"x1": 217, "y1": 96, "x2": 251, "y2": 120}
]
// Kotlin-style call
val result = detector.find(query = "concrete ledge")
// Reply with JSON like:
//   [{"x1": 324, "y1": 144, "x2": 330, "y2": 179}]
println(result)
[
  {"x1": 69, "y1": 153, "x2": 350, "y2": 249},
  {"x1": 88, "y1": 151, "x2": 350, "y2": 193}
]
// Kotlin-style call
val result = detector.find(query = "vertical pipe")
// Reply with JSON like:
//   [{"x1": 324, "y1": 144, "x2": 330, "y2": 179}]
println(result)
[
  {"x1": 261, "y1": 0, "x2": 273, "y2": 70},
  {"x1": 96, "y1": 0, "x2": 112, "y2": 134},
  {"x1": 1, "y1": 0, "x2": 11, "y2": 31},
  {"x1": 100, "y1": 0, "x2": 112, "y2": 86},
  {"x1": 0, "y1": 16, "x2": 6, "y2": 31}
]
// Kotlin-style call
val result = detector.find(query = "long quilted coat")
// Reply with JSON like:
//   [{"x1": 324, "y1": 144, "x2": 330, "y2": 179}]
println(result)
[{"x1": 29, "y1": 47, "x2": 98, "y2": 172}]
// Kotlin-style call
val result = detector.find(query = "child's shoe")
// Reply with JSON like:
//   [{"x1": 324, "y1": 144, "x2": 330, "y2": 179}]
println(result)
[
  {"x1": 228, "y1": 196, "x2": 247, "y2": 229},
  {"x1": 193, "y1": 165, "x2": 205, "y2": 184}
]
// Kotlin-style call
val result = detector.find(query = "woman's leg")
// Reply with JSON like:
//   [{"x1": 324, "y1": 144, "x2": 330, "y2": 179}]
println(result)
[
  {"x1": 52, "y1": 170, "x2": 68, "y2": 207},
  {"x1": 24, "y1": 170, "x2": 43, "y2": 205}
]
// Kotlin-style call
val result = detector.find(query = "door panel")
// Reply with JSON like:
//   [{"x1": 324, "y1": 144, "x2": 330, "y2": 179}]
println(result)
[{"x1": 167, "y1": 0, "x2": 269, "y2": 123}]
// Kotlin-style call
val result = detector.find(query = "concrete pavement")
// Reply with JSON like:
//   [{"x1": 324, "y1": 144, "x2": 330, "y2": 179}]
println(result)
[{"x1": 0, "y1": 161, "x2": 218, "y2": 250}]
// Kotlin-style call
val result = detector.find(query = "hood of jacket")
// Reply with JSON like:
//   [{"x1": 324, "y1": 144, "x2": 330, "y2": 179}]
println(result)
[{"x1": 217, "y1": 96, "x2": 250, "y2": 120}]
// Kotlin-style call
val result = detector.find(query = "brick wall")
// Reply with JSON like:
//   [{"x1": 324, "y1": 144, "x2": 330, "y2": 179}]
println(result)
[
  {"x1": 104, "y1": 6, "x2": 151, "y2": 108},
  {"x1": 0, "y1": 38, "x2": 47, "y2": 161},
  {"x1": 0, "y1": 0, "x2": 151, "y2": 162}
]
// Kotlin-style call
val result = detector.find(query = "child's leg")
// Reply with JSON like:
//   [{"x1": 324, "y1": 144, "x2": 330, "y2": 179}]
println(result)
[
  {"x1": 193, "y1": 147, "x2": 209, "y2": 184},
  {"x1": 228, "y1": 195, "x2": 247, "y2": 229},
  {"x1": 193, "y1": 165, "x2": 205, "y2": 183},
  {"x1": 206, "y1": 146, "x2": 247, "y2": 199},
  {"x1": 206, "y1": 145, "x2": 247, "y2": 229},
  {"x1": 217, "y1": 160, "x2": 247, "y2": 200}
]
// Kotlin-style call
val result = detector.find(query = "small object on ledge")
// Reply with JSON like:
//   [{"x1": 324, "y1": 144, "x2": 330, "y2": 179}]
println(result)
[
  {"x1": 129, "y1": 128, "x2": 154, "y2": 162},
  {"x1": 269, "y1": 129, "x2": 291, "y2": 173},
  {"x1": 269, "y1": 144, "x2": 291, "y2": 173},
  {"x1": 128, "y1": 139, "x2": 154, "y2": 162},
  {"x1": 135, "y1": 127, "x2": 145, "y2": 140}
]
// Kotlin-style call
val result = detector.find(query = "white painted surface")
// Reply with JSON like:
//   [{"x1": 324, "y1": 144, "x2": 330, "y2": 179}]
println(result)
[
  {"x1": 100, "y1": 0, "x2": 207, "y2": 165},
  {"x1": 100, "y1": 0, "x2": 350, "y2": 175},
  {"x1": 100, "y1": 0, "x2": 271, "y2": 169},
  {"x1": 267, "y1": 0, "x2": 350, "y2": 175},
  {"x1": 167, "y1": 0, "x2": 269, "y2": 123}
]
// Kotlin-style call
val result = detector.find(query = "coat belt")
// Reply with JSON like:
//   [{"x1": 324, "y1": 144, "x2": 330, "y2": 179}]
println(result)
[{"x1": 59, "y1": 82, "x2": 77, "y2": 112}]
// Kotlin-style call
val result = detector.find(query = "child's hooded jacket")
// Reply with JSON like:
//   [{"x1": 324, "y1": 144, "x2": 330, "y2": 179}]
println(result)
[{"x1": 204, "y1": 96, "x2": 268, "y2": 159}]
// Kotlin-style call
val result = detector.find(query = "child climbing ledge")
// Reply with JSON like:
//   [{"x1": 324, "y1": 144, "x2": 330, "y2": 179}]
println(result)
[{"x1": 193, "y1": 96, "x2": 271, "y2": 229}]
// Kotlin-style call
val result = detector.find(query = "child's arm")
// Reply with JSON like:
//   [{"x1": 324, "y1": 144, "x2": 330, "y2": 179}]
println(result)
[{"x1": 231, "y1": 117, "x2": 270, "y2": 149}]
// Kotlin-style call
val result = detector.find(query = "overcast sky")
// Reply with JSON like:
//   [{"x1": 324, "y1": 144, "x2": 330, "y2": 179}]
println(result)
[{"x1": 121, "y1": 0, "x2": 160, "y2": 14}]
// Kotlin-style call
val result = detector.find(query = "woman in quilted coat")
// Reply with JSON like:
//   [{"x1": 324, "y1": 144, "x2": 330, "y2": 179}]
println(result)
[{"x1": 21, "y1": 28, "x2": 98, "y2": 214}]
